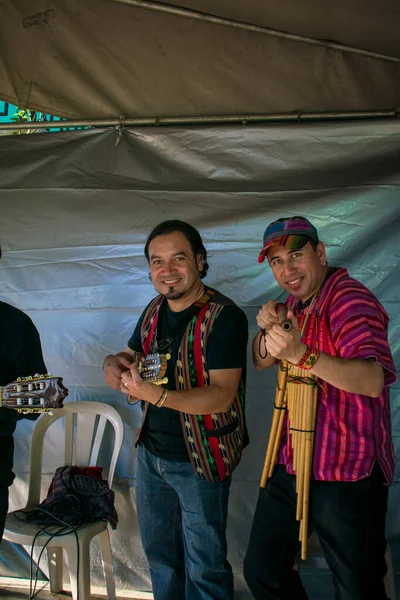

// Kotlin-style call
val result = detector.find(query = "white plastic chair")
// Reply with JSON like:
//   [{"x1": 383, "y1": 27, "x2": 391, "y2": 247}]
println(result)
[{"x1": 3, "y1": 401, "x2": 124, "y2": 600}]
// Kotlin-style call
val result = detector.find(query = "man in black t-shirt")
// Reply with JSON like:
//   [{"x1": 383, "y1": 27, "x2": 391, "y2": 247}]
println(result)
[
  {"x1": 127, "y1": 300, "x2": 247, "y2": 462},
  {"x1": 0, "y1": 248, "x2": 47, "y2": 541},
  {"x1": 104, "y1": 220, "x2": 248, "y2": 600}
]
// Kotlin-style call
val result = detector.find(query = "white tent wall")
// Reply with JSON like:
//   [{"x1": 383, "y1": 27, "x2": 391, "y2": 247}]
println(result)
[{"x1": 0, "y1": 121, "x2": 399, "y2": 595}]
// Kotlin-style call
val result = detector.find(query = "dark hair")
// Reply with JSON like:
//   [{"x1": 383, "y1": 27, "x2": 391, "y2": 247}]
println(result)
[
  {"x1": 304, "y1": 237, "x2": 318, "y2": 251},
  {"x1": 144, "y1": 220, "x2": 209, "y2": 279}
]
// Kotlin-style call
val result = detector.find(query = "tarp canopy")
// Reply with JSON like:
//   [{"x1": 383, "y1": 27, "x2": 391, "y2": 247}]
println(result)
[
  {"x1": 1, "y1": 0, "x2": 400, "y2": 119},
  {"x1": 1, "y1": 2, "x2": 400, "y2": 593},
  {"x1": 0, "y1": 120, "x2": 399, "y2": 594}
]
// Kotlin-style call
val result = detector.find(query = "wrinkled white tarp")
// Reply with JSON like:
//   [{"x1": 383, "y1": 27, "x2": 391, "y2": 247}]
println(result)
[{"x1": 0, "y1": 120, "x2": 399, "y2": 595}]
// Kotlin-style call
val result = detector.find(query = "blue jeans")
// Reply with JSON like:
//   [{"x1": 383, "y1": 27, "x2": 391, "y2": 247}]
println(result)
[{"x1": 136, "y1": 444, "x2": 233, "y2": 600}]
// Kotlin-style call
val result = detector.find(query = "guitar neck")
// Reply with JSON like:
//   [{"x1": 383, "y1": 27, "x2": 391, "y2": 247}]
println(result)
[
  {"x1": 0, "y1": 392, "x2": 48, "y2": 412},
  {"x1": 0, "y1": 375, "x2": 68, "y2": 413}
]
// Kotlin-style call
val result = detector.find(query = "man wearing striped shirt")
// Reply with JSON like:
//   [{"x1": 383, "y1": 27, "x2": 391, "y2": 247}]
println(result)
[{"x1": 244, "y1": 216, "x2": 396, "y2": 600}]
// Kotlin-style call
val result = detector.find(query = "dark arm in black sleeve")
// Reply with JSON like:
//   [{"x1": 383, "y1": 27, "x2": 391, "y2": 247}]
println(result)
[
  {"x1": 207, "y1": 305, "x2": 248, "y2": 371},
  {"x1": 0, "y1": 316, "x2": 47, "y2": 423},
  {"x1": 16, "y1": 317, "x2": 47, "y2": 378}
]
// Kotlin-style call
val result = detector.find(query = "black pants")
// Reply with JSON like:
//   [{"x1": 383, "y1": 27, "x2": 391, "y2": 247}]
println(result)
[
  {"x1": 0, "y1": 436, "x2": 14, "y2": 542},
  {"x1": 243, "y1": 464, "x2": 389, "y2": 600}
]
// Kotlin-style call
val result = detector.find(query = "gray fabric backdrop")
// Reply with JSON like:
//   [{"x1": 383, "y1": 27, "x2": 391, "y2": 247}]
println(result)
[{"x1": 0, "y1": 120, "x2": 399, "y2": 596}]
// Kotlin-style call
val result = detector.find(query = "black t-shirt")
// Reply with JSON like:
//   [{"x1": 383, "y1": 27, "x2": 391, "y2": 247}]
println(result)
[
  {"x1": 128, "y1": 297, "x2": 248, "y2": 461},
  {"x1": 0, "y1": 301, "x2": 47, "y2": 437}
]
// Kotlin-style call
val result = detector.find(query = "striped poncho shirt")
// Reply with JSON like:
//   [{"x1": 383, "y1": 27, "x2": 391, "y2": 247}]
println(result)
[{"x1": 278, "y1": 267, "x2": 396, "y2": 483}]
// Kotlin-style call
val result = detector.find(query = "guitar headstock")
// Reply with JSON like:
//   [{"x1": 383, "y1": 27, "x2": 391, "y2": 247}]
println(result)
[
  {"x1": 138, "y1": 353, "x2": 170, "y2": 385},
  {"x1": 1, "y1": 374, "x2": 69, "y2": 414}
]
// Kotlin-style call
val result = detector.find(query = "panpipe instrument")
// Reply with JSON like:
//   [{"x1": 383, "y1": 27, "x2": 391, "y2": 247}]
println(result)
[{"x1": 260, "y1": 302, "x2": 318, "y2": 560}]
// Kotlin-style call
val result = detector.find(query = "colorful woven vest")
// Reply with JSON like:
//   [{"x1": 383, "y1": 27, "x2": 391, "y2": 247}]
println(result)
[{"x1": 137, "y1": 290, "x2": 246, "y2": 482}]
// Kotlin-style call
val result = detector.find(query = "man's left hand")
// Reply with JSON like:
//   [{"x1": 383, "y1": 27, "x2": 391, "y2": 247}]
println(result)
[
  {"x1": 264, "y1": 309, "x2": 307, "y2": 364},
  {"x1": 120, "y1": 361, "x2": 161, "y2": 405}
]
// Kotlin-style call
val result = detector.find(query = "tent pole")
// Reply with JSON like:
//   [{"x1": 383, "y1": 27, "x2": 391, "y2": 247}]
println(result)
[
  {"x1": 0, "y1": 110, "x2": 399, "y2": 131},
  {"x1": 109, "y1": 0, "x2": 400, "y2": 64}
]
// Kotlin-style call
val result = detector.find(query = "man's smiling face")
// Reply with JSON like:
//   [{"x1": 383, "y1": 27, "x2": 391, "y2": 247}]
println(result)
[
  {"x1": 267, "y1": 240, "x2": 327, "y2": 301},
  {"x1": 148, "y1": 231, "x2": 204, "y2": 302}
]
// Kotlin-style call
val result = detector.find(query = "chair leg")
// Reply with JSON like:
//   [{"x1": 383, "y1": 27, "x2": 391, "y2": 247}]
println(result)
[
  {"x1": 47, "y1": 546, "x2": 64, "y2": 593},
  {"x1": 64, "y1": 537, "x2": 91, "y2": 600},
  {"x1": 98, "y1": 528, "x2": 116, "y2": 600}
]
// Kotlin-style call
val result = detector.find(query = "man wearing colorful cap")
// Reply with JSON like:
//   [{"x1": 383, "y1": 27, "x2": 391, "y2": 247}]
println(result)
[{"x1": 244, "y1": 216, "x2": 396, "y2": 600}]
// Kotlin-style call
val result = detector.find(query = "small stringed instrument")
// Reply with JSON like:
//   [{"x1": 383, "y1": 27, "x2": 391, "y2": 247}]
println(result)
[
  {"x1": 127, "y1": 353, "x2": 170, "y2": 404},
  {"x1": 138, "y1": 353, "x2": 170, "y2": 384},
  {"x1": 0, "y1": 374, "x2": 69, "y2": 414}
]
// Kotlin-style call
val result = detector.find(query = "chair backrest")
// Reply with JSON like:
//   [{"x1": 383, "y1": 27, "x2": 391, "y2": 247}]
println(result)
[{"x1": 24, "y1": 401, "x2": 124, "y2": 510}]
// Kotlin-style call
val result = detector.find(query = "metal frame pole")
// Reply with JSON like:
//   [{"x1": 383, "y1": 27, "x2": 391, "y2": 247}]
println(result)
[
  {"x1": 109, "y1": 0, "x2": 400, "y2": 64},
  {"x1": 0, "y1": 110, "x2": 399, "y2": 131}
]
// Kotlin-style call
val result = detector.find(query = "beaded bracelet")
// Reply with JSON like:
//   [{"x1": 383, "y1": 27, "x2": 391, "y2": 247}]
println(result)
[
  {"x1": 155, "y1": 387, "x2": 168, "y2": 408},
  {"x1": 296, "y1": 345, "x2": 320, "y2": 370}
]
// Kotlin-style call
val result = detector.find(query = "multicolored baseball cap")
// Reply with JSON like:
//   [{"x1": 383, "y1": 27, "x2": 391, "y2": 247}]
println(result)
[{"x1": 258, "y1": 216, "x2": 319, "y2": 263}]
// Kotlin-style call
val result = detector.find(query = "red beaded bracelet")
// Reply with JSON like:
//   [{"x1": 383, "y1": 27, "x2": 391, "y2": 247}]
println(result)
[{"x1": 297, "y1": 345, "x2": 320, "y2": 370}]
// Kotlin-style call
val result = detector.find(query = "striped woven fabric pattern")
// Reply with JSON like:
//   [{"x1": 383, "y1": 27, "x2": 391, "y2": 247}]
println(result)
[
  {"x1": 177, "y1": 303, "x2": 245, "y2": 481},
  {"x1": 279, "y1": 268, "x2": 396, "y2": 483},
  {"x1": 137, "y1": 292, "x2": 246, "y2": 482}
]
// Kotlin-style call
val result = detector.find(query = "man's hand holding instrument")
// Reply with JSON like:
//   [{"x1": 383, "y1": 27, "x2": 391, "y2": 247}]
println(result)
[{"x1": 260, "y1": 302, "x2": 318, "y2": 559}]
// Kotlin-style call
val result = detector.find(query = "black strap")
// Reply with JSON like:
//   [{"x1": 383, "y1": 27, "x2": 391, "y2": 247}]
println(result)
[{"x1": 156, "y1": 289, "x2": 215, "y2": 352}]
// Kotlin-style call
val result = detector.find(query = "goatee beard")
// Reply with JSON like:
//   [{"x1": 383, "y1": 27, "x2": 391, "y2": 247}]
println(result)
[{"x1": 163, "y1": 286, "x2": 185, "y2": 300}]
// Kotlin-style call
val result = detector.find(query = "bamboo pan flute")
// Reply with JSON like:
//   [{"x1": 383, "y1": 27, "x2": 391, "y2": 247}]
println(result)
[{"x1": 260, "y1": 304, "x2": 318, "y2": 560}]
